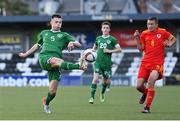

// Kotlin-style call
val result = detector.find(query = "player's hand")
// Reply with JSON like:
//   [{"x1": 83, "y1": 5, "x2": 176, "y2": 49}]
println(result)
[
  {"x1": 67, "y1": 42, "x2": 74, "y2": 51},
  {"x1": 92, "y1": 49, "x2": 96, "y2": 52},
  {"x1": 18, "y1": 52, "x2": 27, "y2": 58},
  {"x1": 134, "y1": 30, "x2": 140, "y2": 39},
  {"x1": 90, "y1": 48, "x2": 96, "y2": 52},
  {"x1": 103, "y1": 48, "x2": 111, "y2": 53},
  {"x1": 164, "y1": 40, "x2": 170, "y2": 47}
]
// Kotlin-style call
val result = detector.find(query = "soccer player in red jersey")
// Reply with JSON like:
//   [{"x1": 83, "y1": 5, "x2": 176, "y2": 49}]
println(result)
[{"x1": 134, "y1": 17, "x2": 176, "y2": 113}]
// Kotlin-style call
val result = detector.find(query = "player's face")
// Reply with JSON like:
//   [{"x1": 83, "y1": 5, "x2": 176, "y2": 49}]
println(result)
[
  {"x1": 147, "y1": 20, "x2": 158, "y2": 32},
  {"x1": 101, "y1": 25, "x2": 110, "y2": 35},
  {"x1": 50, "y1": 17, "x2": 62, "y2": 31}
]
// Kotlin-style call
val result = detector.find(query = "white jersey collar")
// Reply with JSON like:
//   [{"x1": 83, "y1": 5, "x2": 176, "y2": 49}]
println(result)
[
  {"x1": 50, "y1": 29, "x2": 61, "y2": 33},
  {"x1": 102, "y1": 35, "x2": 110, "y2": 39}
]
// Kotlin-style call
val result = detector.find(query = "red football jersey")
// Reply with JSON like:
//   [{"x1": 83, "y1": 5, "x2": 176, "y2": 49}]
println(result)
[{"x1": 140, "y1": 27, "x2": 173, "y2": 64}]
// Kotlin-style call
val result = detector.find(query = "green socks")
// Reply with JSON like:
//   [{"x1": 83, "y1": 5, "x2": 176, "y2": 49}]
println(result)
[
  {"x1": 90, "y1": 84, "x2": 97, "y2": 99},
  {"x1": 60, "y1": 62, "x2": 80, "y2": 70},
  {"x1": 46, "y1": 92, "x2": 56, "y2": 105},
  {"x1": 101, "y1": 83, "x2": 107, "y2": 94}
]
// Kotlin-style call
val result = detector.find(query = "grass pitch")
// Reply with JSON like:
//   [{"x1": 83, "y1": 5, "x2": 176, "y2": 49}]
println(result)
[{"x1": 0, "y1": 86, "x2": 180, "y2": 120}]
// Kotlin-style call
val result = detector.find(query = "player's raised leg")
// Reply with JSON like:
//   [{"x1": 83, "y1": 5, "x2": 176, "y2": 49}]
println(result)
[{"x1": 49, "y1": 57, "x2": 87, "y2": 70}]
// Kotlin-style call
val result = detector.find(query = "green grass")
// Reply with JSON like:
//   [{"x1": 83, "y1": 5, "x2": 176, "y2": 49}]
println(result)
[{"x1": 0, "y1": 86, "x2": 180, "y2": 120}]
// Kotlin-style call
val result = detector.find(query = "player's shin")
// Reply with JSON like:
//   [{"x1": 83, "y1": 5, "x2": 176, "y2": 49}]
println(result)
[
  {"x1": 107, "y1": 83, "x2": 110, "y2": 89},
  {"x1": 101, "y1": 83, "x2": 107, "y2": 94},
  {"x1": 90, "y1": 84, "x2": 97, "y2": 99},
  {"x1": 141, "y1": 86, "x2": 148, "y2": 95},
  {"x1": 60, "y1": 62, "x2": 80, "y2": 70},
  {"x1": 146, "y1": 87, "x2": 155, "y2": 108},
  {"x1": 46, "y1": 92, "x2": 56, "y2": 105}
]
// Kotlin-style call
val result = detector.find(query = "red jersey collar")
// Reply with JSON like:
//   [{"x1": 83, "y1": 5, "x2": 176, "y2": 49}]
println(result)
[{"x1": 148, "y1": 27, "x2": 159, "y2": 33}]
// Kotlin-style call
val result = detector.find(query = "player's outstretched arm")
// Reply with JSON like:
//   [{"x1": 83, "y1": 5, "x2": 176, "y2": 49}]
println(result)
[
  {"x1": 19, "y1": 43, "x2": 39, "y2": 58},
  {"x1": 134, "y1": 30, "x2": 144, "y2": 51},
  {"x1": 103, "y1": 44, "x2": 122, "y2": 53},
  {"x1": 72, "y1": 41, "x2": 81, "y2": 47},
  {"x1": 67, "y1": 41, "x2": 81, "y2": 51}
]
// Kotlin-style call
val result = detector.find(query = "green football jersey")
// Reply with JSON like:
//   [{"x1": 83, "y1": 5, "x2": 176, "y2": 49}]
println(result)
[
  {"x1": 94, "y1": 35, "x2": 119, "y2": 69},
  {"x1": 37, "y1": 30, "x2": 75, "y2": 58}
]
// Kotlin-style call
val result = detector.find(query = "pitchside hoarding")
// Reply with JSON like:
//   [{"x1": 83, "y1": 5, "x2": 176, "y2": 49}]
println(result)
[
  {"x1": 81, "y1": 75, "x2": 133, "y2": 86},
  {"x1": 0, "y1": 34, "x2": 24, "y2": 52},
  {"x1": 111, "y1": 29, "x2": 137, "y2": 47},
  {"x1": 0, "y1": 76, "x2": 49, "y2": 87},
  {"x1": 0, "y1": 75, "x2": 81, "y2": 87},
  {"x1": 70, "y1": 31, "x2": 95, "y2": 49},
  {"x1": 0, "y1": 75, "x2": 134, "y2": 87},
  {"x1": 70, "y1": 30, "x2": 138, "y2": 48},
  {"x1": 0, "y1": 75, "x2": 163, "y2": 87}
]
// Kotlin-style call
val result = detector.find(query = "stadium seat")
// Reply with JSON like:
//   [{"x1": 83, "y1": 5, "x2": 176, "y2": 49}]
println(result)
[
  {"x1": 60, "y1": 0, "x2": 81, "y2": 14},
  {"x1": 84, "y1": 0, "x2": 105, "y2": 15},
  {"x1": 102, "y1": 0, "x2": 127, "y2": 14},
  {"x1": 0, "y1": 63, "x2": 6, "y2": 70}
]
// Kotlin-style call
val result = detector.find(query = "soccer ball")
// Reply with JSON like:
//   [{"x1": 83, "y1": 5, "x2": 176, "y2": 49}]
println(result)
[{"x1": 83, "y1": 49, "x2": 97, "y2": 63}]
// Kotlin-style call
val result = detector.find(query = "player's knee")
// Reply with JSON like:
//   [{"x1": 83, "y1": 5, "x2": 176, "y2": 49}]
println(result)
[
  {"x1": 49, "y1": 58, "x2": 64, "y2": 68},
  {"x1": 136, "y1": 78, "x2": 145, "y2": 90},
  {"x1": 136, "y1": 85, "x2": 141, "y2": 91},
  {"x1": 49, "y1": 58, "x2": 57, "y2": 65},
  {"x1": 58, "y1": 59, "x2": 64, "y2": 66},
  {"x1": 49, "y1": 88, "x2": 57, "y2": 94},
  {"x1": 92, "y1": 78, "x2": 98, "y2": 83},
  {"x1": 92, "y1": 80, "x2": 98, "y2": 84},
  {"x1": 147, "y1": 81, "x2": 154, "y2": 88},
  {"x1": 147, "y1": 77, "x2": 156, "y2": 88},
  {"x1": 136, "y1": 83, "x2": 143, "y2": 91},
  {"x1": 103, "y1": 79, "x2": 109, "y2": 84}
]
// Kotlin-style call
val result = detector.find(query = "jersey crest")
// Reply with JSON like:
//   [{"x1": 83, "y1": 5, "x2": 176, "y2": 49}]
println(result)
[
  {"x1": 106, "y1": 40, "x2": 111, "y2": 44},
  {"x1": 157, "y1": 34, "x2": 161, "y2": 39},
  {"x1": 57, "y1": 34, "x2": 63, "y2": 38}
]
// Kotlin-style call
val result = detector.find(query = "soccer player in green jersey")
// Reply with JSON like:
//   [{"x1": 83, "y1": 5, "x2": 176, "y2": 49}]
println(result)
[
  {"x1": 88, "y1": 21, "x2": 122, "y2": 104},
  {"x1": 19, "y1": 14, "x2": 86, "y2": 114}
]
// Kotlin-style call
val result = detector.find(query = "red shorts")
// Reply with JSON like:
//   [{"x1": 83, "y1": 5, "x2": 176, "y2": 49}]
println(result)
[{"x1": 138, "y1": 62, "x2": 164, "y2": 82}]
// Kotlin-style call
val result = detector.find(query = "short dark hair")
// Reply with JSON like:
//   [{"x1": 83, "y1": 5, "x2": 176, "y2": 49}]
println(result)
[
  {"x1": 101, "y1": 21, "x2": 111, "y2": 27},
  {"x1": 51, "y1": 14, "x2": 62, "y2": 19},
  {"x1": 148, "y1": 17, "x2": 158, "y2": 24}
]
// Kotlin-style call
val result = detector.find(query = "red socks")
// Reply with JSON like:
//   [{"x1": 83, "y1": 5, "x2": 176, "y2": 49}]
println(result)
[
  {"x1": 142, "y1": 86, "x2": 148, "y2": 95},
  {"x1": 146, "y1": 87, "x2": 155, "y2": 108}
]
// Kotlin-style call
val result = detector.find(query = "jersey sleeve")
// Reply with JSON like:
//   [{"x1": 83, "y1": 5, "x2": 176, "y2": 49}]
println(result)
[
  {"x1": 37, "y1": 31, "x2": 43, "y2": 47},
  {"x1": 65, "y1": 33, "x2": 75, "y2": 42},
  {"x1": 164, "y1": 29, "x2": 173, "y2": 41},
  {"x1": 95, "y1": 37, "x2": 98, "y2": 47},
  {"x1": 112, "y1": 37, "x2": 119, "y2": 47},
  {"x1": 140, "y1": 32, "x2": 145, "y2": 45}
]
